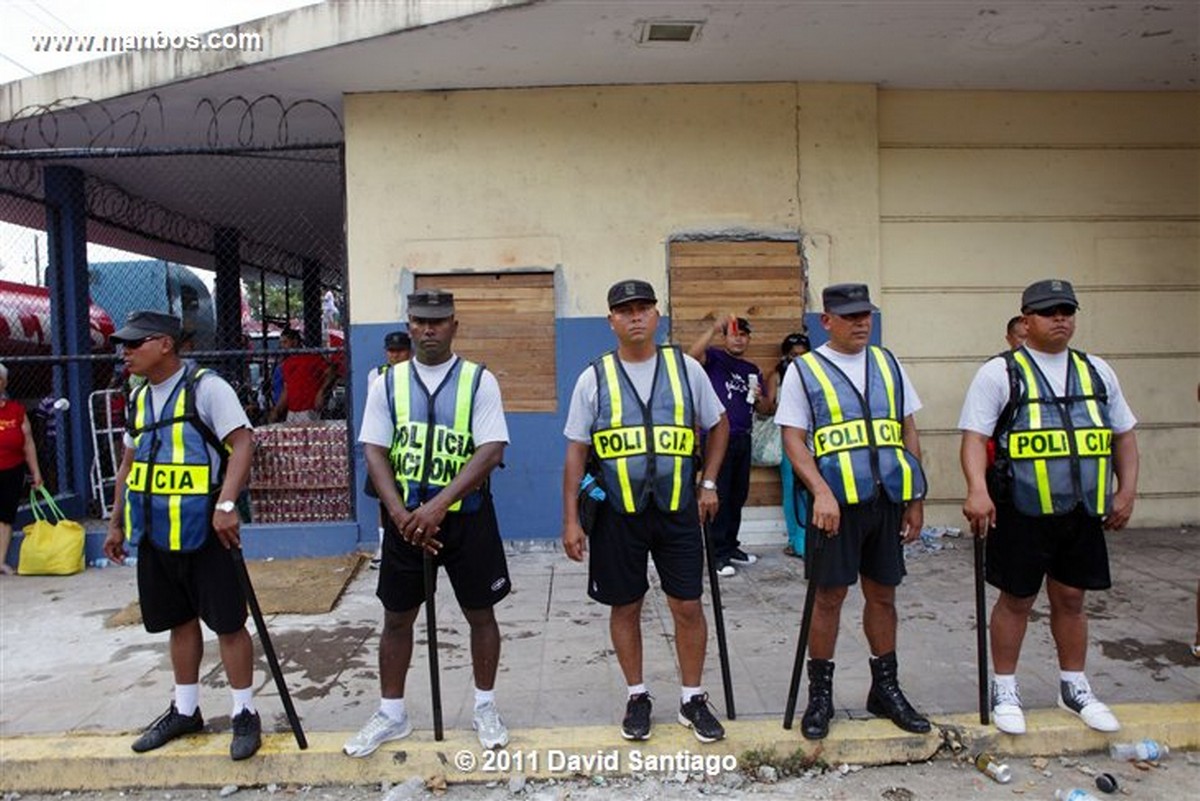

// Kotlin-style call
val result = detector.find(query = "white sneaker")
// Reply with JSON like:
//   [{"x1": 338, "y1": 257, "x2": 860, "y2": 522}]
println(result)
[
  {"x1": 716, "y1": 563, "x2": 736, "y2": 578},
  {"x1": 990, "y1": 680, "x2": 1026, "y2": 735},
  {"x1": 473, "y1": 701, "x2": 509, "y2": 749},
  {"x1": 342, "y1": 710, "x2": 413, "y2": 757},
  {"x1": 1058, "y1": 677, "x2": 1120, "y2": 732},
  {"x1": 728, "y1": 549, "x2": 758, "y2": 565}
]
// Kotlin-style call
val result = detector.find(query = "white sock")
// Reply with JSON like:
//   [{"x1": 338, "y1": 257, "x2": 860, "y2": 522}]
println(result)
[
  {"x1": 380, "y1": 698, "x2": 406, "y2": 722},
  {"x1": 474, "y1": 688, "x2": 495, "y2": 709},
  {"x1": 174, "y1": 684, "x2": 200, "y2": 716},
  {"x1": 231, "y1": 686, "x2": 255, "y2": 716},
  {"x1": 993, "y1": 674, "x2": 1017, "y2": 692},
  {"x1": 627, "y1": 683, "x2": 648, "y2": 698},
  {"x1": 1060, "y1": 670, "x2": 1087, "y2": 686},
  {"x1": 681, "y1": 685, "x2": 702, "y2": 704}
]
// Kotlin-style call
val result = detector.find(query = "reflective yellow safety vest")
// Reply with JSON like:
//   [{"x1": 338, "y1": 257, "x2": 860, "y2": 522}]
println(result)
[
  {"x1": 792, "y1": 346, "x2": 926, "y2": 507},
  {"x1": 591, "y1": 346, "x2": 697, "y2": 514},
  {"x1": 386, "y1": 358, "x2": 484, "y2": 514},
  {"x1": 125, "y1": 367, "x2": 226, "y2": 552},
  {"x1": 996, "y1": 347, "x2": 1113, "y2": 517}
]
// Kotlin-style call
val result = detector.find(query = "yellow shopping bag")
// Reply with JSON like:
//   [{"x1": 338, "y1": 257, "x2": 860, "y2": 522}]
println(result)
[{"x1": 17, "y1": 487, "x2": 85, "y2": 576}]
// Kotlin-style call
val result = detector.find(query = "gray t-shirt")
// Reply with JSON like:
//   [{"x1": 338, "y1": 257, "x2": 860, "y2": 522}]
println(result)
[
  {"x1": 359, "y1": 355, "x2": 509, "y2": 448},
  {"x1": 563, "y1": 351, "x2": 725, "y2": 442},
  {"x1": 958, "y1": 347, "x2": 1136, "y2": 436},
  {"x1": 774, "y1": 344, "x2": 923, "y2": 433},
  {"x1": 123, "y1": 363, "x2": 252, "y2": 468}
]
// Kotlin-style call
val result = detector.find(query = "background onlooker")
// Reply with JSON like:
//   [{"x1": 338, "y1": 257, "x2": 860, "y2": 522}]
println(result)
[
  {"x1": 688, "y1": 314, "x2": 769, "y2": 576},
  {"x1": 269, "y1": 328, "x2": 334, "y2": 423},
  {"x1": 0, "y1": 363, "x2": 44, "y2": 574},
  {"x1": 766, "y1": 332, "x2": 811, "y2": 559},
  {"x1": 1005, "y1": 315, "x2": 1028, "y2": 351}
]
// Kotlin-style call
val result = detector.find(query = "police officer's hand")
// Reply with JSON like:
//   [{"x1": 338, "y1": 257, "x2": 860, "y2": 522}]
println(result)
[
  {"x1": 811, "y1": 490, "x2": 841, "y2": 536},
  {"x1": 213, "y1": 506, "x2": 241, "y2": 549},
  {"x1": 962, "y1": 489, "x2": 996, "y2": 539},
  {"x1": 1103, "y1": 489, "x2": 1135, "y2": 532},
  {"x1": 562, "y1": 522, "x2": 586, "y2": 562},
  {"x1": 402, "y1": 503, "x2": 444, "y2": 555},
  {"x1": 698, "y1": 486, "x2": 719, "y2": 524},
  {"x1": 103, "y1": 520, "x2": 127, "y2": 565},
  {"x1": 900, "y1": 500, "x2": 924, "y2": 544}
]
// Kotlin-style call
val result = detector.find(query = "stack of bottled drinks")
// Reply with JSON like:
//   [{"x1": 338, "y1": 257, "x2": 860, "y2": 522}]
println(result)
[{"x1": 249, "y1": 420, "x2": 351, "y2": 523}]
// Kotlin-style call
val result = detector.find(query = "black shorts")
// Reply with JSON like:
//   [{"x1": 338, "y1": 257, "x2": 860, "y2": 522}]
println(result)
[
  {"x1": 136, "y1": 533, "x2": 248, "y2": 635},
  {"x1": 806, "y1": 493, "x2": 906, "y2": 588},
  {"x1": 0, "y1": 465, "x2": 25, "y2": 524},
  {"x1": 377, "y1": 495, "x2": 511, "y2": 613},
  {"x1": 986, "y1": 501, "x2": 1110, "y2": 598},
  {"x1": 588, "y1": 502, "x2": 703, "y2": 606}
]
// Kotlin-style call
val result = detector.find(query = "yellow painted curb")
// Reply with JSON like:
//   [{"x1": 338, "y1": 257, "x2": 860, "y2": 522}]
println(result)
[{"x1": 1, "y1": 702, "x2": 1195, "y2": 793}]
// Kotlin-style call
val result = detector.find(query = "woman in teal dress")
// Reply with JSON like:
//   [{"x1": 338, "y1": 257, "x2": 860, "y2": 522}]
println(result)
[{"x1": 767, "y1": 333, "x2": 810, "y2": 558}]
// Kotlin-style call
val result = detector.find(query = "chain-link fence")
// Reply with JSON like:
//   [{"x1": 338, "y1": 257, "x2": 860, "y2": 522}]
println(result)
[{"x1": 0, "y1": 139, "x2": 351, "y2": 523}]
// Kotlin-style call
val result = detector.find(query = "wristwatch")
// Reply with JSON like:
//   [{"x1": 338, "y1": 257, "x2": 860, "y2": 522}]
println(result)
[
  {"x1": 215, "y1": 500, "x2": 237, "y2": 514},
  {"x1": 699, "y1": 479, "x2": 718, "y2": 492}
]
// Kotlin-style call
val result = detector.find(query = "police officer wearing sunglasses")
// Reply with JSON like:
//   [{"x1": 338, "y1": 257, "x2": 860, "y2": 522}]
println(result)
[
  {"x1": 103, "y1": 310, "x2": 260, "y2": 760},
  {"x1": 959, "y1": 279, "x2": 1140, "y2": 736}
]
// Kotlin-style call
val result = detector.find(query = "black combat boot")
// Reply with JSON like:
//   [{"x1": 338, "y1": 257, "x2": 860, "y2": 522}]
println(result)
[
  {"x1": 801, "y1": 658, "x2": 835, "y2": 740},
  {"x1": 866, "y1": 651, "x2": 931, "y2": 733}
]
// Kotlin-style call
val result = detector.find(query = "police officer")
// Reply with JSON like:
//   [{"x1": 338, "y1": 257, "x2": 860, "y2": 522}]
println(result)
[
  {"x1": 775, "y1": 283, "x2": 930, "y2": 740},
  {"x1": 366, "y1": 329, "x2": 412, "y2": 569},
  {"x1": 347, "y1": 289, "x2": 512, "y2": 755},
  {"x1": 960, "y1": 279, "x2": 1139, "y2": 735},
  {"x1": 367, "y1": 329, "x2": 412, "y2": 391},
  {"x1": 102, "y1": 311, "x2": 260, "y2": 760},
  {"x1": 562, "y1": 279, "x2": 730, "y2": 743}
]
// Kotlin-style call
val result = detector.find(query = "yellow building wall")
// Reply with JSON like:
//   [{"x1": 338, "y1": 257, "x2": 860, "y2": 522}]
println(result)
[
  {"x1": 346, "y1": 83, "x2": 802, "y2": 321},
  {"x1": 345, "y1": 84, "x2": 1199, "y2": 527},
  {"x1": 878, "y1": 90, "x2": 1200, "y2": 527}
]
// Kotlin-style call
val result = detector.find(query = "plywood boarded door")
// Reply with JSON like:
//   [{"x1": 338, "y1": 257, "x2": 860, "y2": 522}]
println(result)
[
  {"x1": 668, "y1": 240, "x2": 805, "y2": 506},
  {"x1": 413, "y1": 272, "x2": 556, "y2": 413}
]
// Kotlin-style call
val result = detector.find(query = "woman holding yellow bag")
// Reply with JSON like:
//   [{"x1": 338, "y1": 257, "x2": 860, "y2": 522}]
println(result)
[{"x1": 0, "y1": 362, "x2": 44, "y2": 575}]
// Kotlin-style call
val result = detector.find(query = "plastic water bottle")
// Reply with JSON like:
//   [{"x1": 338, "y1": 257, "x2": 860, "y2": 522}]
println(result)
[
  {"x1": 974, "y1": 752, "x2": 1011, "y2": 784},
  {"x1": 746, "y1": 373, "x2": 759, "y2": 404},
  {"x1": 1055, "y1": 790, "x2": 1100, "y2": 801},
  {"x1": 1109, "y1": 738, "x2": 1169, "y2": 761}
]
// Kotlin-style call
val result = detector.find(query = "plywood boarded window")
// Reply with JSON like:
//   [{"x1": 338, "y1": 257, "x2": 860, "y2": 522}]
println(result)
[
  {"x1": 668, "y1": 240, "x2": 805, "y2": 506},
  {"x1": 413, "y1": 272, "x2": 555, "y2": 413}
]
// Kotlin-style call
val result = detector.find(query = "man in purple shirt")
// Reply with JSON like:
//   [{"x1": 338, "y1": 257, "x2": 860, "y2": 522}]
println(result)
[{"x1": 689, "y1": 315, "x2": 769, "y2": 575}]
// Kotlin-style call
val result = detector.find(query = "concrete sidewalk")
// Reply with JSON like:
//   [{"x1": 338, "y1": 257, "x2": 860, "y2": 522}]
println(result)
[{"x1": 1, "y1": 526, "x2": 1197, "y2": 790}]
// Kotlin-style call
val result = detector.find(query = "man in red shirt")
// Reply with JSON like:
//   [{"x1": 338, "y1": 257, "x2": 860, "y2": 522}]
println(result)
[{"x1": 269, "y1": 328, "x2": 334, "y2": 423}]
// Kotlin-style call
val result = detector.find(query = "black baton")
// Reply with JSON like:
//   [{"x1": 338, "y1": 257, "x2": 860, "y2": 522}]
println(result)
[
  {"x1": 783, "y1": 507, "x2": 824, "y2": 730},
  {"x1": 231, "y1": 547, "x2": 308, "y2": 749},
  {"x1": 974, "y1": 532, "x2": 990, "y2": 725},
  {"x1": 702, "y1": 521, "x2": 736, "y2": 720},
  {"x1": 423, "y1": 551, "x2": 445, "y2": 741}
]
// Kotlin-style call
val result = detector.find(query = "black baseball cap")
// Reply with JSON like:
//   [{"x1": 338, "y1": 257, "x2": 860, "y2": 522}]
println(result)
[
  {"x1": 607, "y1": 279, "x2": 657, "y2": 309},
  {"x1": 110, "y1": 310, "x2": 182, "y2": 344},
  {"x1": 780, "y1": 332, "x2": 810, "y2": 354},
  {"x1": 1021, "y1": 279, "x2": 1080, "y2": 312},
  {"x1": 408, "y1": 289, "x2": 455, "y2": 319},
  {"x1": 384, "y1": 330, "x2": 411, "y2": 350},
  {"x1": 823, "y1": 283, "x2": 878, "y2": 315}
]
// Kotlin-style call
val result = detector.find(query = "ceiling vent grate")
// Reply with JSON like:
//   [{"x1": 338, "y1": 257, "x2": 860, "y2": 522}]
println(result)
[{"x1": 639, "y1": 21, "x2": 703, "y2": 44}]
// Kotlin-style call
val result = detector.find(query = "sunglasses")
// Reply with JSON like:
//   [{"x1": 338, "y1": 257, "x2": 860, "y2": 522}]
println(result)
[
  {"x1": 120, "y1": 335, "x2": 164, "y2": 350},
  {"x1": 1030, "y1": 305, "x2": 1077, "y2": 318}
]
